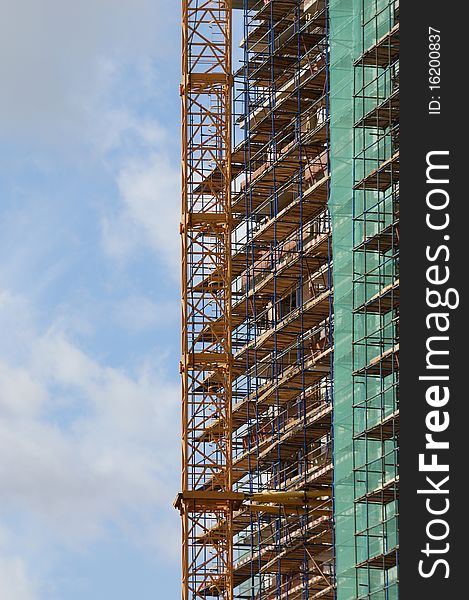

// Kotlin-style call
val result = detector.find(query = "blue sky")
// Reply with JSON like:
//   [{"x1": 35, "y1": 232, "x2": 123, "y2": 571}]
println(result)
[{"x1": 0, "y1": 1, "x2": 183, "y2": 598}]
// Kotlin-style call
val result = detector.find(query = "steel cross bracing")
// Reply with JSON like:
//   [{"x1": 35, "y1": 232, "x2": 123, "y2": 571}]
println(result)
[
  {"x1": 178, "y1": 1, "x2": 335, "y2": 599},
  {"x1": 179, "y1": 1, "x2": 234, "y2": 599}
]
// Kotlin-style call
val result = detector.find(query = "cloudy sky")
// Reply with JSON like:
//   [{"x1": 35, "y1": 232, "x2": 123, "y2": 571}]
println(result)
[{"x1": 0, "y1": 1, "x2": 183, "y2": 598}]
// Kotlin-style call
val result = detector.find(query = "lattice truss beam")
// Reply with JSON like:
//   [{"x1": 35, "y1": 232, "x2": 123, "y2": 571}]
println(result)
[{"x1": 180, "y1": 2, "x2": 234, "y2": 600}]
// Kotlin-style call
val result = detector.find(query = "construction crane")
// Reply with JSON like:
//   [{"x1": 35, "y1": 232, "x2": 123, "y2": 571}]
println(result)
[{"x1": 178, "y1": 1, "x2": 234, "y2": 599}]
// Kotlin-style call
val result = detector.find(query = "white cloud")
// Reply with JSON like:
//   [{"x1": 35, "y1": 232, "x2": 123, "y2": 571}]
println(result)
[
  {"x1": 113, "y1": 295, "x2": 178, "y2": 333},
  {"x1": 0, "y1": 556, "x2": 37, "y2": 600},
  {"x1": 0, "y1": 0, "x2": 181, "y2": 280},
  {"x1": 0, "y1": 2, "x2": 182, "y2": 595},
  {"x1": 101, "y1": 146, "x2": 180, "y2": 277},
  {"x1": 0, "y1": 0, "x2": 178, "y2": 141},
  {"x1": 0, "y1": 363, "x2": 47, "y2": 419},
  {"x1": 117, "y1": 153, "x2": 180, "y2": 269},
  {"x1": 93, "y1": 107, "x2": 170, "y2": 158},
  {"x1": 0, "y1": 290, "x2": 180, "y2": 553}
]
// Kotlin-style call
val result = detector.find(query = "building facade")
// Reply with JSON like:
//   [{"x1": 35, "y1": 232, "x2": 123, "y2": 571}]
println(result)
[{"x1": 178, "y1": 1, "x2": 399, "y2": 599}]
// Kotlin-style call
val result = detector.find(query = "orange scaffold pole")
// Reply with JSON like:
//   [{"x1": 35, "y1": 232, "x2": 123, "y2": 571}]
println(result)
[{"x1": 178, "y1": 1, "x2": 233, "y2": 599}]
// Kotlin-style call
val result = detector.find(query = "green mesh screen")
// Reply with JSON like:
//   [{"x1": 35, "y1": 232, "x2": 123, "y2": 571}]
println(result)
[
  {"x1": 331, "y1": 1, "x2": 399, "y2": 598},
  {"x1": 329, "y1": 1, "x2": 359, "y2": 598}
]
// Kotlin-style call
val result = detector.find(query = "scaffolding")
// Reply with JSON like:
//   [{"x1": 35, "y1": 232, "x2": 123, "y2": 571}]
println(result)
[
  {"x1": 230, "y1": 1, "x2": 334, "y2": 598},
  {"x1": 179, "y1": 2, "x2": 234, "y2": 599},
  {"x1": 179, "y1": 1, "x2": 334, "y2": 598},
  {"x1": 178, "y1": 1, "x2": 399, "y2": 599},
  {"x1": 352, "y1": 1, "x2": 399, "y2": 598}
]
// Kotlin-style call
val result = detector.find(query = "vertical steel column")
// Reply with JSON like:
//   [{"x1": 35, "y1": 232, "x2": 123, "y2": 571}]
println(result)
[{"x1": 180, "y1": 1, "x2": 233, "y2": 599}]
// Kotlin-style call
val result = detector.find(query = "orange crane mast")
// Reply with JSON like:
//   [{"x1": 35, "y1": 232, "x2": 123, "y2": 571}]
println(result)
[{"x1": 178, "y1": 1, "x2": 234, "y2": 599}]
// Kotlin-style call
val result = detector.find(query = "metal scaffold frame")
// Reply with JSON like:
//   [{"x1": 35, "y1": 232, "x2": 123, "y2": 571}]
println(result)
[
  {"x1": 179, "y1": 1, "x2": 234, "y2": 599},
  {"x1": 352, "y1": 0, "x2": 399, "y2": 597},
  {"x1": 229, "y1": 1, "x2": 334, "y2": 598},
  {"x1": 178, "y1": 1, "x2": 336, "y2": 599}
]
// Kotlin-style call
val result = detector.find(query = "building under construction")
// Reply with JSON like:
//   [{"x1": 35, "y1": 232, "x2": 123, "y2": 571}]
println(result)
[{"x1": 176, "y1": 1, "x2": 399, "y2": 599}]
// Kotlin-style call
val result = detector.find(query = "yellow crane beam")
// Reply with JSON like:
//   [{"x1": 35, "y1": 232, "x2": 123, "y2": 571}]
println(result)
[{"x1": 180, "y1": 2, "x2": 233, "y2": 600}]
